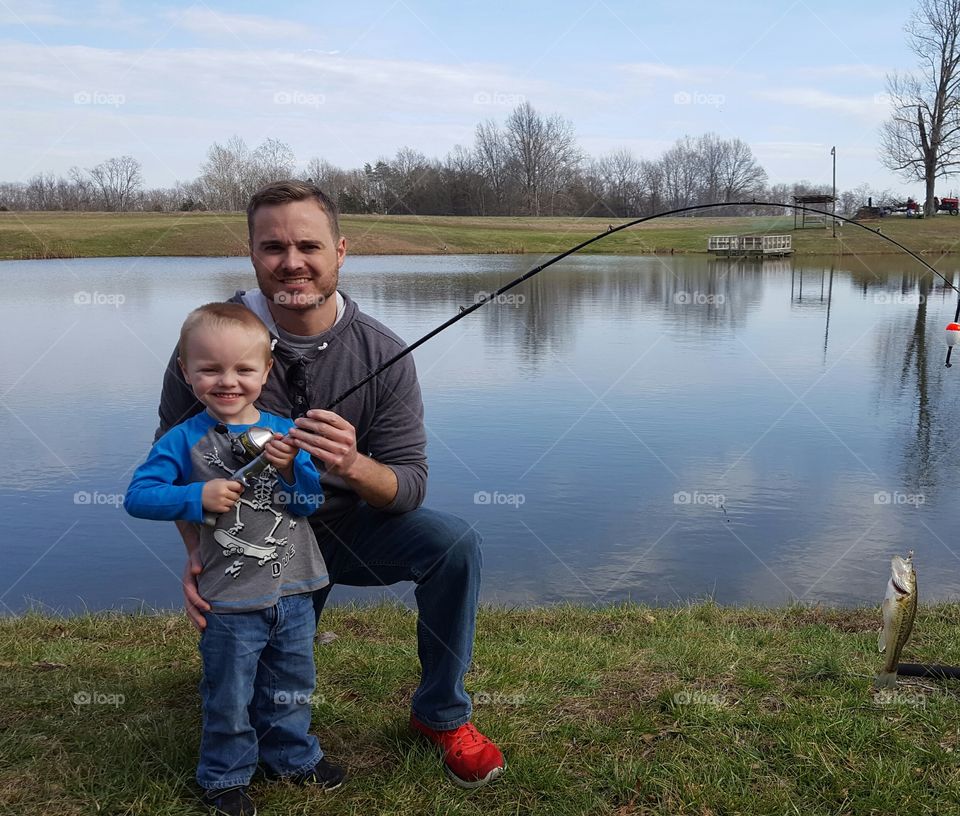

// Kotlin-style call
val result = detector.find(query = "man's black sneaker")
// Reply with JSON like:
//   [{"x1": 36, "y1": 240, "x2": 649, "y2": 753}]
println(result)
[
  {"x1": 201, "y1": 786, "x2": 256, "y2": 816},
  {"x1": 266, "y1": 757, "x2": 345, "y2": 790}
]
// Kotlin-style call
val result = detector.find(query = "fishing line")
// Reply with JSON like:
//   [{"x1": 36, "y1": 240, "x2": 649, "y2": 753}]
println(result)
[
  {"x1": 324, "y1": 200, "x2": 958, "y2": 410},
  {"x1": 282, "y1": 199, "x2": 960, "y2": 681}
]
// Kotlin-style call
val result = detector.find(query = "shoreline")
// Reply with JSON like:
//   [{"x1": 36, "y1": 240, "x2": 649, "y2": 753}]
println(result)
[{"x1": 4, "y1": 211, "x2": 960, "y2": 261}]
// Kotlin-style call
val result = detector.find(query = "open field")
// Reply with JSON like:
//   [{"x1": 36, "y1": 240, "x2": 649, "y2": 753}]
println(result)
[
  {"x1": 2, "y1": 602, "x2": 959, "y2": 815},
  {"x1": 4, "y1": 210, "x2": 960, "y2": 261}
]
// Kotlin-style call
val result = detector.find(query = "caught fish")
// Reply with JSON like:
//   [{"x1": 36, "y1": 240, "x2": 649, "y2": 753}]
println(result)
[{"x1": 875, "y1": 551, "x2": 917, "y2": 690}]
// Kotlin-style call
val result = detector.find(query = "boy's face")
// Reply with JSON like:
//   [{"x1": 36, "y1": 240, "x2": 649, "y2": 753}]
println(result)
[{"x1": 179, "y1": 324, "x2": 272, "y2": 424}]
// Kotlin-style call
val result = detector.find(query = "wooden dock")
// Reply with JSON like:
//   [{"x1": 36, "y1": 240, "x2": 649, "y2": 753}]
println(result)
[{"x1": 707, "y1": 234, "x2": 792, "y2": 257}]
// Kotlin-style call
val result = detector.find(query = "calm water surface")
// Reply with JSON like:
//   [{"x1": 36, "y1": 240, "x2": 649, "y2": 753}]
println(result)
[{"x1": 3, "y1": 252, "x2": 960, "y2": 613}]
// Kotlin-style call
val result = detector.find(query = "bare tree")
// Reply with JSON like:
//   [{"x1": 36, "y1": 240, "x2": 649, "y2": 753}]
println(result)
[
  {"x1": 474, "y1": 119, "x2": 509, "y2": 215},
  {"x1": 658, "y1": 136, "x2": 701, "y2": 211},
  {"x1": 199, "y1": 136, "x2": 252, "y2": 210},
  {"x1": 503, "y1": 102, "x2": 580, "y2": 216},
  {"x1": 303, "y1": 157, "x2": 340, "y2": 192},
  {"x1": 443, "y1": 145, "x2": 483, "y2": 215},
  {"x1": 880, "y1": 0, "x2": 960, "y2": 215},
  {"x1": 87, "y1": 156, "x2": 143, "y2": 211},
  {"x1": 251, "y1": 138, "x2": 296, "y2": 189},
  {"x1": 716, "y1": 137, "x2": 767, "y2": 203}
]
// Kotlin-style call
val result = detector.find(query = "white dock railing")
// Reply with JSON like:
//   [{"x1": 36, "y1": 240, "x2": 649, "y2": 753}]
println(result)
[{"x1": 707, "y1": 235, "x2": 792, "y2": 255}]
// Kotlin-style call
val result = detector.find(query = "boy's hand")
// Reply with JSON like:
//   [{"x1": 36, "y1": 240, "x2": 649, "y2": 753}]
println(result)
[
  {"x1": 264, "y1": 433, "x2": 297, "y2": 482},
  {"x1": 202, "y1": 478, "x2": 243, "y2": 513}
]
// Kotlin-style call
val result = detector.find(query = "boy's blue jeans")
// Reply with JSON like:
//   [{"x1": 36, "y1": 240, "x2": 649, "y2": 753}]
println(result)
[
  {"x1": 311, "y1": 505, "x2": 482, "y2": 730},
  {"x1": 197, "y1": 592, "x2": 322, "y2": 790}
]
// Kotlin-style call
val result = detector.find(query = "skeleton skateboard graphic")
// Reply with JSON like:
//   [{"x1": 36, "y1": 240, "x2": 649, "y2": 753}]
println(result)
[{"x1": 204, "y1": 444, "x2": 296, "y2": 578}]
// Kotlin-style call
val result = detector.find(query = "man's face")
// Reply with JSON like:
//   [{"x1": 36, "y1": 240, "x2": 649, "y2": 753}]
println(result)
[{"x1": 249, "y1": 199, "x2": 346, "y2": 314}]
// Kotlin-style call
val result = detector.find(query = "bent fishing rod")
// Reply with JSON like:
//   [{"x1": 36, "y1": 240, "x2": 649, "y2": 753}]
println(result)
[
  {"x1": 229, "y1": 200, "x2": 959, "y2": 488},
  {"x1": 325, "y1": 199, "x2": 959, "y2": 410}
]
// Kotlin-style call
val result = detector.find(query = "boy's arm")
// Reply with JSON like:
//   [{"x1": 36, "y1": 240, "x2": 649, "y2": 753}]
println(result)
[
  {"x1": 276, "y1": 449, "x2": 325, "y2": 517},
  {"x1": 124, "y1": 431, "x2": 205, "y2": 522}
]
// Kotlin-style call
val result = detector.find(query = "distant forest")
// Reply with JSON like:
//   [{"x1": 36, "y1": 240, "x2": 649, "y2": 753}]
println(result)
[{"x1": 0, "y1": 102, "x2": 894, "y2": 218}]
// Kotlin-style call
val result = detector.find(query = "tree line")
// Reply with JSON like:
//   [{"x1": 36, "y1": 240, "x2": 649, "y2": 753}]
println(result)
[{"x1": 0, "y1": 101, "x2": 893, "y2": 219}]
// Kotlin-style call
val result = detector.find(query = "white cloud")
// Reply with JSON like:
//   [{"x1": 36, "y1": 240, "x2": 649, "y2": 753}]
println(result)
[
  {"x1": 173, "y1": 8, "x2": 318, "y2": 43},
  {"x1": 0, "y1": 42, "x2": 550, "y2": 179},
  {"x1": 0, "y1": 0, "x2": 68, "y2": 26},
  {"x1": 620, "y1": 62, "x2": 756, "y2": 84},
  {"x1": 753, "y1": 87, "x2": 888, "y2": 121},
  {"x1": 795, "y1": 64, "x2": 888, "y2": 81}
]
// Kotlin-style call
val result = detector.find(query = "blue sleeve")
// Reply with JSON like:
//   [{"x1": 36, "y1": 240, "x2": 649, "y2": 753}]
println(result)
[
  {"x1": 276, "y1": 449, "x2": 324, "y2": 517},
  {"x1": 124, "y1": 426, "x2": 205, "y2": 523}
]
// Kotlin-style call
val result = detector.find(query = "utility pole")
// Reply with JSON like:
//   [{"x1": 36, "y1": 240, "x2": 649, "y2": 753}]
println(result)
[{"x1": 831, "y1": 145, "x2": 837, "y2": 238}]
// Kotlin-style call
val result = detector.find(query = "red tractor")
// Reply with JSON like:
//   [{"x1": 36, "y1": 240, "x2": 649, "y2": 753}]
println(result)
[{"x1": 936, "y1": 196, "x2": 959, "y2": 215}]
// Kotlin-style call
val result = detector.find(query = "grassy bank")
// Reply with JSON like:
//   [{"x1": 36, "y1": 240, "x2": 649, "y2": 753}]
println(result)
[
  {"x1": 2, "y1": 603, "x2": 959, "y2": 815},
  {"x1": 4, "y1": 211, "x2": 960, "y2": 261}
]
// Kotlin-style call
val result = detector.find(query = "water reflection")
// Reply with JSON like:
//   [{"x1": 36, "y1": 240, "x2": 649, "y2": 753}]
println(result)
[{"x1": 2, "y1": 254, "x2": 960, "y2": 613}]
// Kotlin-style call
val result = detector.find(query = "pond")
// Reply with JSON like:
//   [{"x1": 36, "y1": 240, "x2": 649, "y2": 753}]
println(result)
[{"x1": 2, "y1": 252, "x2": 959, "y2": 614}]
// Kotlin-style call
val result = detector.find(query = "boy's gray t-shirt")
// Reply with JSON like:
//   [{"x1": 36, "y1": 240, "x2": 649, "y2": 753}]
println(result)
[{"x1": 126, "y1": 410, "x2": 330, "y2": 613}]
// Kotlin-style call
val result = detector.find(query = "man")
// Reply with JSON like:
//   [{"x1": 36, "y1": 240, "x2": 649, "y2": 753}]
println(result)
[{"x1": 155, "y1": 180, "x2": 505, "y2": 791}]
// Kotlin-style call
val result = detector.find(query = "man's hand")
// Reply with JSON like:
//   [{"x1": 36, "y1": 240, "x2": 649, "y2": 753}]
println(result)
[
  {"x1": 289, "y1": 409, "x2": 359, "y2": 477},
  {"x1": 289, "y1": 409, "x2": 399, "y2": 507},
  {"x1": 175, "y1": 520, "x2": 210, "y2": 632},
  {"x1": 263, "y1": 432, "x2": 297, "y2": 483},
  {"x1": 202, "y1": 478, "x2": 243, "y2": 513}
]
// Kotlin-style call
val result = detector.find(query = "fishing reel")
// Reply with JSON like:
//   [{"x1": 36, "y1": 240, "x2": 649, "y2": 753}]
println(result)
[{"x1": 202, "y1": 425, "x2": 275, "y2": 527}]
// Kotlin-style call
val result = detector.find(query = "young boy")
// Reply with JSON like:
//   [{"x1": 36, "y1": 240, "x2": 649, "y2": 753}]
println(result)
[{"x1": 124, "y1": 303, "x2": 343, "y2": 816}]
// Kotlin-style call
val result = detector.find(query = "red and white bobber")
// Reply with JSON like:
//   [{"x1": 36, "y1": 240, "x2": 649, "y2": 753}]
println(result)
[{"x1": 946, "y1": 322, "x2": 960, "y2": 367}]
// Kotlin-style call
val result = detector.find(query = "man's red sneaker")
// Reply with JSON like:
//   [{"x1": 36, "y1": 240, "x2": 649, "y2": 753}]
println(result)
[{"x1": 410, "y1": 715, "x2": 506, "y2": 788}]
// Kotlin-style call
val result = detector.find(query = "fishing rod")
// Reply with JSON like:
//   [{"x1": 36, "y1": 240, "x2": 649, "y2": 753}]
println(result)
[
  {"x1": 231, "y1": 200, "x2": 960, "y2": 486},
  {"x1": 324, "y1": 199, "x2": 959, "y2": 410}
]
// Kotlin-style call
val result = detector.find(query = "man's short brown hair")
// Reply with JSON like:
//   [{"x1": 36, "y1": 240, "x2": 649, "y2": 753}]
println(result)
[
  {"x1": 179, "y1": 302, "x2": 272, "y2": 364},
  {"x1": 246, "y1": 180, "x2": 341, "y2": 240}
]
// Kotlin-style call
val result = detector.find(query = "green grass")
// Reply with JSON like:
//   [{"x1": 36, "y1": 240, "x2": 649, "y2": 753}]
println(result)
[
  {"x1": 5, "y1": 211, "x2": 960, "y2": 260},
  {"x1": 2, "y1": 603, "x2": 959, "y2": 815}
]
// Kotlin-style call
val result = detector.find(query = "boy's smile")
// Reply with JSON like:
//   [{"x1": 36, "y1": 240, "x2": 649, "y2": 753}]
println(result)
[{"x1": 179, "y1": 324, "x2": 272, "y2": 425}]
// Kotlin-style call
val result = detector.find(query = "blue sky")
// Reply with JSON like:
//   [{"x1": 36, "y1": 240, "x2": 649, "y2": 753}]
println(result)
[{"x1": 0, "y1": 0, "x2": 936, "y2": 197}]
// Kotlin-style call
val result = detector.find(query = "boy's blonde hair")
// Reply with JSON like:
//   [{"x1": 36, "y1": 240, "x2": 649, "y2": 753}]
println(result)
[{"x1": 178, "y1": 303, "x2": 272, "y2": 364}]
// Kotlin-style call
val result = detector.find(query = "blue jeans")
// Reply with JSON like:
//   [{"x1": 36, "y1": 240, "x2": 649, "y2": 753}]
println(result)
[
  {"x1": 311, "y1": 505, "x2": 482, "y2": 730},
  {"x1": 197, "y1": 592, "x2": 322, "y2": 790}
]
